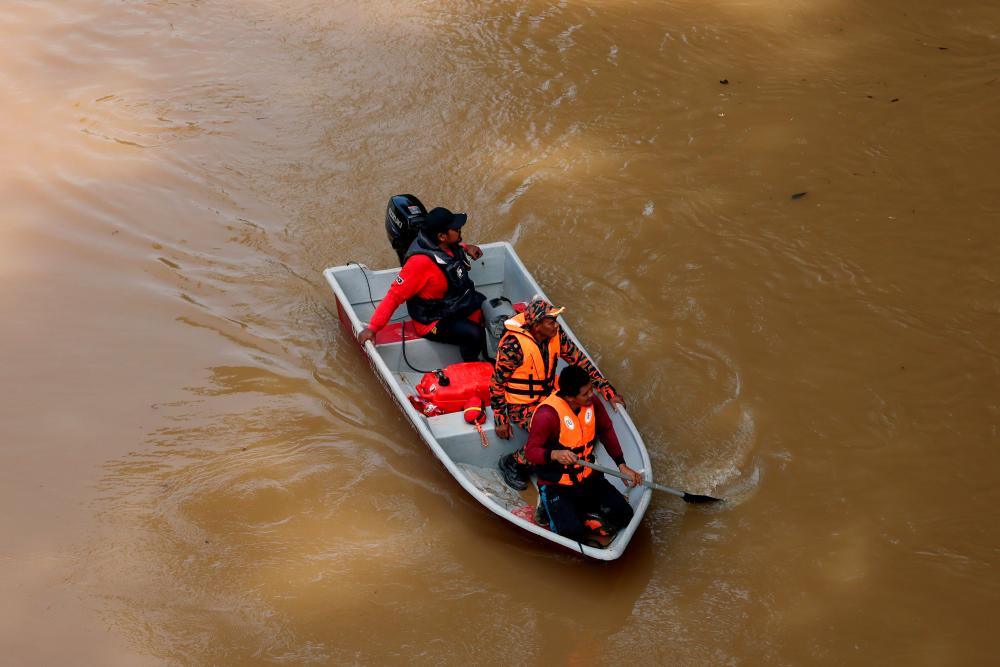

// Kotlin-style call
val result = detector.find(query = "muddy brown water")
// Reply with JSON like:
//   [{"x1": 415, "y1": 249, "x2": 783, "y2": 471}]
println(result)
[{"x1": 2, "y1": 1, "x2": 998, "y2": 664}]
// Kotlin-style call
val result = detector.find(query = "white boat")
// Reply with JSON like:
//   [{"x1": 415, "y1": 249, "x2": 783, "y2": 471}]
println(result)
[{"x1": 323, "y1": 242, "x2": 652, "y2": 560}]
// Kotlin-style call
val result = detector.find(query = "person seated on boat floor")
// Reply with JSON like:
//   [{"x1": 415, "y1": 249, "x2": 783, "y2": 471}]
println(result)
[
  {"x1": 526, "y1": 365, "x2": 642, "y2": 543},
  {"x1": 358, "y1": 207, "x2": 488, "y2": 362},
  {"x1": 492, "y1": 297, "x2": 625, "y2": 491}
]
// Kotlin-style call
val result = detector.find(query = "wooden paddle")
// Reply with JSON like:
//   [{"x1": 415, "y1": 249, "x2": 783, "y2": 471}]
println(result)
[{"x1": 576, "y1": 459, "x2": 723, "y2": 503}]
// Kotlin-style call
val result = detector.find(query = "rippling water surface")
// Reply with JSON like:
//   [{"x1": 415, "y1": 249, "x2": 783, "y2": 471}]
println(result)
[{"x1": 2, "y1": 0, "x2": 998, "y2": 664}]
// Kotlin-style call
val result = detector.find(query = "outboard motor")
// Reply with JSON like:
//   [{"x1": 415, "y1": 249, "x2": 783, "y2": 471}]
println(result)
[
  {"x1": 385, "y1": 194, "x2": 427, "y2": 265},
  {"x1": 481, "y1": 296, "x2": 516, "y2": 359}
]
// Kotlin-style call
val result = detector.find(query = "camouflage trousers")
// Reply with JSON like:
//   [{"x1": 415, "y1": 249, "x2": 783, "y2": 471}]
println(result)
[{"x1": 506, "y1": 402, "x2": 539, "y2": 466}]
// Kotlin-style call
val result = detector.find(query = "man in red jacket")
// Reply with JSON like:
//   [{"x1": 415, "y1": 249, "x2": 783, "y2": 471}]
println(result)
[
  {"x1": 525, "y1": 364, "x2": 642, "y2": 543},
  {"x1": 358, "y1": 207, "x2": 487, "y2": 361}
]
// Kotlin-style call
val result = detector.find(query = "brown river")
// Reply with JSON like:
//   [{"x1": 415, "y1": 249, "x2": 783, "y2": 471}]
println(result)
[{"x1": 2, "y1": 1, "x2": 998, "y2": 664}]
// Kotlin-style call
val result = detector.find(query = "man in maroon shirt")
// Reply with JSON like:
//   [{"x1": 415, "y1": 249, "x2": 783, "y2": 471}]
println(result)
[
  {"x1": 358, "y1": 207, "x2": 487, "y2": 361},
  {"x1": 526, "y1": 365, "x2": 643, "y2": 544}
]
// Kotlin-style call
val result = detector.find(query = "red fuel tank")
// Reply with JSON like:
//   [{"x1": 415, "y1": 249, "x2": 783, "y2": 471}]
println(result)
[{"x1": 415, "y1": 362, "x2": 493, "y2": 414}]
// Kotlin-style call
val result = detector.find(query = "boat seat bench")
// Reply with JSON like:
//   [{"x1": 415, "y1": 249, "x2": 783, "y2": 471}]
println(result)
[
  {"x1": 374, "y1": 302, "x2": 526, "y2": 345},
  {"x1": 427, "y1": 408, "x2": 525, "y2": 468},
  {"x1": 427, "y1": 409, "x2": 496, "y2": 439},
  {"x1": 374, "y1": 321, "x2": 420, "y2": 344}
]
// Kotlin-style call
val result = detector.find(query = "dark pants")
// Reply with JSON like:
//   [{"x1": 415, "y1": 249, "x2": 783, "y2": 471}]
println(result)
[
  {"x1": 424, "y1": 315, "x2": 487, "y2": 362},
  {"x1": 540, "y1": 474, "x2": 634, "y2": 543}
]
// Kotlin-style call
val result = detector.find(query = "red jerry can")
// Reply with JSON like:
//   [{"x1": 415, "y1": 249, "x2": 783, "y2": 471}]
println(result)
[{"x1": 415, "y1": 362, "x2": 494, "y2": 414}]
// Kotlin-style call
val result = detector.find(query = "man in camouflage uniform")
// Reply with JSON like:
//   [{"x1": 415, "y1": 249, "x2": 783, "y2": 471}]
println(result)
[{"x1": 492, "y1": 298, "x2": 625, "y2": 490}]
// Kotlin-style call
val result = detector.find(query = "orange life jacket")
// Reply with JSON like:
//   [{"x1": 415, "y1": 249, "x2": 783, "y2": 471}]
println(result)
[
  {"x1": 532, "y1": 394, "x2": 596, "y2": 486},
  {"x1": 500, "y1": 313, "x2": 560, "y2": 405}
]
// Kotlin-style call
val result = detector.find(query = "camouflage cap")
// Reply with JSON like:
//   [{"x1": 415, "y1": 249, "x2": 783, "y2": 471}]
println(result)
[{"x1": 523, "y1": 297, "x2": 565, "y2": 325}]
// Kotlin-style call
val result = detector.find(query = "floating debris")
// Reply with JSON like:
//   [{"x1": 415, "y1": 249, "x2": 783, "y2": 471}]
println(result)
[
  {"x1": 791, "y1": 192, "x2": 808, "y2": 200},
  {"x1": 720, "y1": 78, "x2": 729, "y2": 84}
]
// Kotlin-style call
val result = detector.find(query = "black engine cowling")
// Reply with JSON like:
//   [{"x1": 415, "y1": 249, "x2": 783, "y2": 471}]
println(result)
[{"x1": 385, "y1": 194, "x2": 427, "y2": 265}]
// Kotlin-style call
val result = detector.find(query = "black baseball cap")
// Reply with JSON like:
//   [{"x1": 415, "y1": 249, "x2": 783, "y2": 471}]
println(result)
[{"x1": 423, "y1": 207, "x2": 468, "y2": 235}]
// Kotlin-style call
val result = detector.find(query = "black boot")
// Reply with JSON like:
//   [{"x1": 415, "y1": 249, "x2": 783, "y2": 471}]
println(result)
[
  {"x1": 534, "y1": 499, "x2": 549, "y2": 527},
  {"x1": 498, "y1": 453, "x2": 529, "y2": 491}
]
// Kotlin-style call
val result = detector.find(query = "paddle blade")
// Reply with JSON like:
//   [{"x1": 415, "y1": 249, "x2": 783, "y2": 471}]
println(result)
[{"x1": 682, "y1": 492, "x2": 723, "y2": 504}]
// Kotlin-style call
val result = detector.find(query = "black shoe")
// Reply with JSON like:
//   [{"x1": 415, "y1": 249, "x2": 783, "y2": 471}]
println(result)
[
  {"x1": 498, "y1": 453, "x2": 529, "y2": 491},
  {"x1": 534, "y1": 500, "x2": 549, "y2": 527}
]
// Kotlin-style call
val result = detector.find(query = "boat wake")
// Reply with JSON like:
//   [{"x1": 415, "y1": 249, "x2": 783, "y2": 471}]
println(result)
[
  {"x1": 713, "y1": 457, "x2": 762, "y2": 508},
  {"x1": 674, "y1": 403, "x2": 762, "y2": 509}
]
